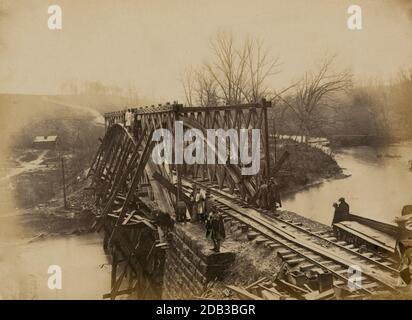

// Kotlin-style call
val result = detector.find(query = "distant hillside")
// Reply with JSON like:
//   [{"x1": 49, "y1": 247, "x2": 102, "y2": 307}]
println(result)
[
  {"x1": 0, "y1": 94, "x2": 107, "y2": 152},
  {"x1": 48, "y1": 93, "x2": 137, "y2": 115},
  {"x1": 0, "y1": 94, "x2": 124, "y2": 207}
]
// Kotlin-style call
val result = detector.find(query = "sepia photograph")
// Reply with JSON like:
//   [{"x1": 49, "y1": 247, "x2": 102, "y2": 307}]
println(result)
[{"x1": 1, "y1": 0, "x2": 412, "y2": 305}]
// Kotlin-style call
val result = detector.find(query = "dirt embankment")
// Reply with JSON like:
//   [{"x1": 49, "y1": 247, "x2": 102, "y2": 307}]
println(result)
[{"x1": 273, "y1": 141, "x2": 344, "y2": 194}]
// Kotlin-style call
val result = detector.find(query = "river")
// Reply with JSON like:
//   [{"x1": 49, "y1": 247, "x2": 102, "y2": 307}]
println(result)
[
  {"x1": 0, "y1": 174, "x2": 111, "y2": 299},
  {"x1": 282, "y1": 140, "x2": 412, "y2": 226},
  {"x1": 0, "y1": 154, "x2": 110, "y2": 299},
  {"x1": 0, "y1": 232, "x2": 110, "y2": 299}
]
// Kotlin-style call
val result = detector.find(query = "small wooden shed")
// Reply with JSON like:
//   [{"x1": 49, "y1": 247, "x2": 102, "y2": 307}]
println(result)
[{"x1": 33, "y1": 135, "x2": 59, "y2": 149}]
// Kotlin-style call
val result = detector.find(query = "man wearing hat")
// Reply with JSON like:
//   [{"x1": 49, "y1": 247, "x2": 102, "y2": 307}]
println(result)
[{"x1": 205, "y1": 206, "x2": 226, "y2": 252}]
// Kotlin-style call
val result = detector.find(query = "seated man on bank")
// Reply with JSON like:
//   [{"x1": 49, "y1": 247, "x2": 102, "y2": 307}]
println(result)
[{"x1": 338, "y1": 197, "x2": 350, "y2": 218}]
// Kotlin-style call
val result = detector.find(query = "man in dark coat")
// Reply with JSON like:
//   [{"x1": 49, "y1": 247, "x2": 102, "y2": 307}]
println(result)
[
  {"x1": 332, "y1": 202, "x2": 342, "y2": 225},
  {"x1": 338, "y1": 197, "x2": 350, "y2": 219},
  {"x1": 268, "y1": 179, "x2": 282, "y2": 210},
  {"x1": 206, "y1": 208, "x2": 226, "y2": 252},
  {"x1": 257, "y1": 182, "x2": 269, "y2": 209}
]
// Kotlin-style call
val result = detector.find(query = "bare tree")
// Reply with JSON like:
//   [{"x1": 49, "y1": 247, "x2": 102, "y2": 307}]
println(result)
[
  {"x1": 182, "y1": 32, "x2": 280, "y2": 106},
  {"x1": 204, "y1": 32, "x2": 248, "y2": 105},
  {"x1": 243, "y1": 37, "x2": 280, "y2": 103},
  {"x1": 181, "y1": 66, "x2": 219, "y2": 107},
  {"x1": 282, "y1": 56, "x2": 352, "y2": 141},
  {"x1": 181, "y1": 67, "x2": 196, "y2": 107}
]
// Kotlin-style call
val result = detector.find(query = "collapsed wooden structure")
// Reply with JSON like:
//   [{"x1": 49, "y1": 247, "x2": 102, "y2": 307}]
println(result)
[{"x1": 87, "y1": 100, "x2": 273, "y2": 299}]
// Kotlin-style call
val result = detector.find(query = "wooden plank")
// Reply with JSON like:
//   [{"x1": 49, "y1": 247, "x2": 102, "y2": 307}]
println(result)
[
  {"x1": 299, "y1": 263, "x2": 315, "y2": 272},
  {"x1": 122, "y1": 211, "x2": 136, "y2": 225},
  {"x1": 261, "y1": 290, "x2": 281, "y2": 300},
  {"x1": 102, "y1": 288, "x2": 134, "y2": 299},
  {"x1": 335, "y1": 221, "x2": 396, "y2": 252},
  {"x1": 286, "y1": 258, "x2": 306, "y2": 266},
  {"x1": 245, "y1": 277, "x2": 267, "y2": 290},
  {"x1": 226, "y1": 285, "x2": 264, "y2": 300},
  {"x1": 258, "y1": 284, "x2": 284, "y2": 298},
  {"x1": 304, "y1": 288, "x2": 335, "y2": 300},
  {"x1": 276, "y1": 279, "x2": 310, "y2": 294},
  {"x1": 347, "y1": 213, "x2": 398, "y2": 237},
  {"x1": 362, "y1": 282, "x2": 380, "y2": 289}
]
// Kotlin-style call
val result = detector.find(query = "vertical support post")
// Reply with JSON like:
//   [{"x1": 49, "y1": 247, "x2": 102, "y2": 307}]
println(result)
[
  {"x1": 173, "y1": 102, "x2": 182, "y2": 203},
  {"x1": 111, "y1": 246, "x2": 118, "y2": 289},
  {"x1": 61, "y1": 154, "x2": 67, "y2": 209},
  {"x1": 262, "y1": 98, "x2": 271, "y2": 181}
]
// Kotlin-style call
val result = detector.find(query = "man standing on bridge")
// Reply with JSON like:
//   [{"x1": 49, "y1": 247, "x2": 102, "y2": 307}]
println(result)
[
  {"x1": 206, "y1": 208, "x2": 226, "y2": 252},
  {"x1": 125, "y1": 108, "x2": 133, "y2": 131}
]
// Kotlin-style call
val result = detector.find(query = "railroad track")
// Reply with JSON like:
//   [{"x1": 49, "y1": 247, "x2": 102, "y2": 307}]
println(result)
[{"x1": 181, "y1": 178, "x2": 400, "y2": 297}]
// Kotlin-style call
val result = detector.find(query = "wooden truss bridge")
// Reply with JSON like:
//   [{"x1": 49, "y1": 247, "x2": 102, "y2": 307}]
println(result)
[
  {"x1": 87, "y1": 100, "x2": 401, "y2": 300},
  {"x1": 87, "y1": 100, "x2": 274, "y2": 299}
]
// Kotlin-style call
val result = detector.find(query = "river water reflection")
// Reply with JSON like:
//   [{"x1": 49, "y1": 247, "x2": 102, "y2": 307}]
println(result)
[
  {"x1": 0, "y1": 234, "x2": 110, "y2": 299},
  {"x1": 282, "y1": 141, "x2": 412, "y2": 226}
]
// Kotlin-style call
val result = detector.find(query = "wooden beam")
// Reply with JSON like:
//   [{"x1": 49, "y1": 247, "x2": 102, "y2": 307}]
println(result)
[{"x1": 226, "y1": 285, "x2": 263, "y2": 300}]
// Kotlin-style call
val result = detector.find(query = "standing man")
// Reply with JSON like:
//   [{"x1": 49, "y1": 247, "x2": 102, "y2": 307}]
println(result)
[
  {"x1": 125, "y1": 108, "x2": 132, "y2": 131},
  {"x1": 206, "y1": 208, "x2": 226, "y2": 252},
  {"x1": 268, "y1": 178, "x2": 282, "y2": 210},
  {"x1": 176, "y1": 201, "x2": 187, "y2": 223},
  {"x1": 195, "y1": 188, "x2": 206, "y2": 223},
  {"x1": 190, "y1": 186, "x2": 199, "y2": 222},
  {"x1": 257, "y1": 181, "x2": 269, "y2": 209},
  {"x1": 130, "y1": 109, "x2": 135, "y2": 135},
  {"x1": 204, "y1": 190, "x2": 212, "y2": 216},
  {"x1": 332, "y1": 202, "x2": 343, "y2": 225}
]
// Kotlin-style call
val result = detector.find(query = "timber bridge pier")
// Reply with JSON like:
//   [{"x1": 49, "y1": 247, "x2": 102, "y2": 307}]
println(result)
[{"x1": 87, "y1": 101, "x2": 401, "y2": 300}]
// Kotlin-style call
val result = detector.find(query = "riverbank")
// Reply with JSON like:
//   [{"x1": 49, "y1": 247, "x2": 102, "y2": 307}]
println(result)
[{"x1": 274, "y1": 141, "x2": 343, "y2": 195}]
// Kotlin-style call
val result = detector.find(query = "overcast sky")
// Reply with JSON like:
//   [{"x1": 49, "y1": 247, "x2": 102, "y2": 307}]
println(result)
[{"x1": 1, "y1": 0, "x2": 412, "y2": 102}]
